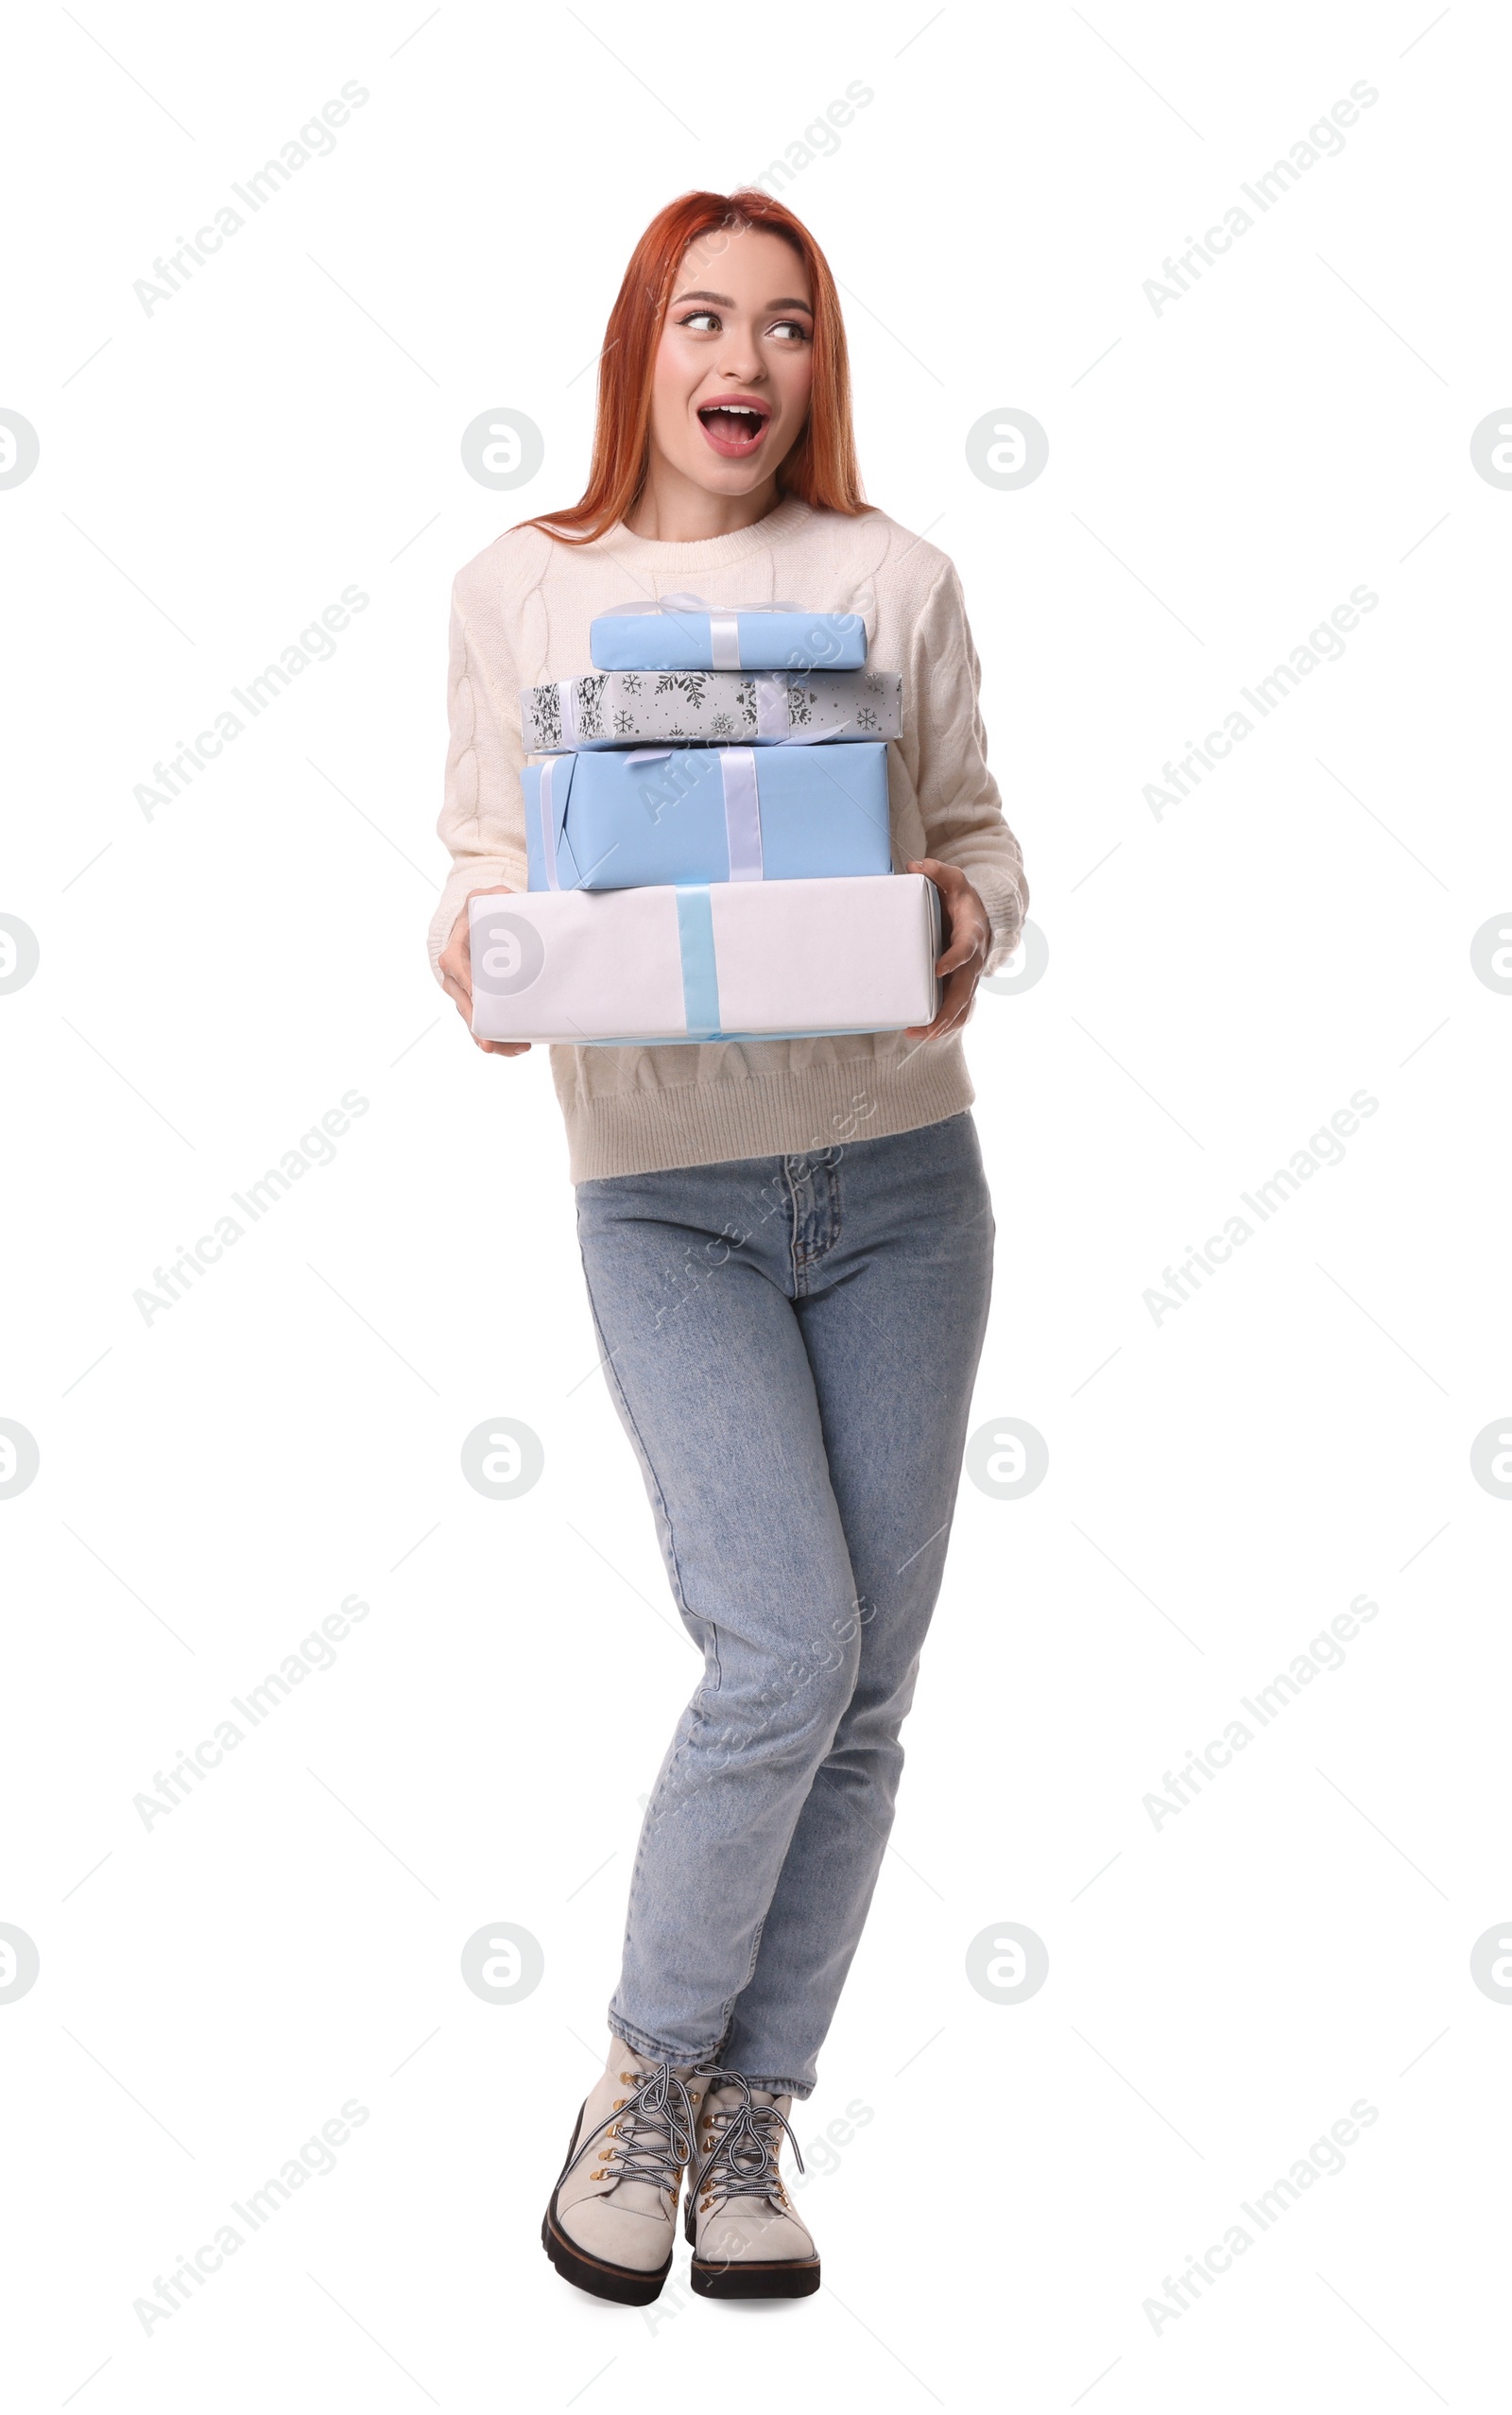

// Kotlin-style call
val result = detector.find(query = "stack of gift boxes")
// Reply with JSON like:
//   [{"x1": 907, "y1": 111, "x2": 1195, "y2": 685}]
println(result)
[{"x1": 468, "y1": 598, "x2": 940, "y2": 1045}]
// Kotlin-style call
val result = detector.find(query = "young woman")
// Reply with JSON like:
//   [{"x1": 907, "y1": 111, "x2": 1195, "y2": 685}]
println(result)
[{"x1": 430, "y1": 190, "x2": 1028, "y2": 2306}]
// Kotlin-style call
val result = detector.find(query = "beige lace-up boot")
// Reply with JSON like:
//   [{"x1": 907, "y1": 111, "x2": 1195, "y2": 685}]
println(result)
[
  {"x1": 543, "y1": 2039, "x2": 709, "y2": 2305},
  {"x1": 685, "y1": 2075, "x2": 820, "y2": 2298}
]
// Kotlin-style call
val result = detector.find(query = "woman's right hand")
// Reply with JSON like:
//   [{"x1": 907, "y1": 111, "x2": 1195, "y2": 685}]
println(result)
[{"x1": 438, "y1": 886, "x2": 531, "y2": 1058}]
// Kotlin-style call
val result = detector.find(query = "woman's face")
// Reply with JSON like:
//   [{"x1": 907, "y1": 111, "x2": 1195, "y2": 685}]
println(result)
[{"x1": 645, "y1": 225, "x2": 816, "y2": 501}]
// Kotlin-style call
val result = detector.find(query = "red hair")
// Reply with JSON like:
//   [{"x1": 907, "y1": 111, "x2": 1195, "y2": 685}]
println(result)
[{"x1": 524, "y1": 190, "x2": 871, "y2": 544}]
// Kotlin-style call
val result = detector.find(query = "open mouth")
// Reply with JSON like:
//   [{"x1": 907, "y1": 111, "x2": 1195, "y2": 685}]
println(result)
[{"x1": 696, "y1": 401, "x2": 771, "y2": 457}]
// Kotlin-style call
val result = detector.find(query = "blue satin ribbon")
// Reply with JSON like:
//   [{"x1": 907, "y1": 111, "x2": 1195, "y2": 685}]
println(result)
[{"x1": 675, "y1": 887, "x2": 721, "y2": 1038}]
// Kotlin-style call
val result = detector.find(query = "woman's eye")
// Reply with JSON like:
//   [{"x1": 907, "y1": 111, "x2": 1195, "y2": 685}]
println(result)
[{"x1": 678, "y1": 309, "x2": 810, "y2": 339}]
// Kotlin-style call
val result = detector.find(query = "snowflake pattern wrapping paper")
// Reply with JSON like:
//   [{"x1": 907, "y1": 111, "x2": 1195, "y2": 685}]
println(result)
[{"x1": 521, "y1": 668, "x2": 902, "y2": 752}]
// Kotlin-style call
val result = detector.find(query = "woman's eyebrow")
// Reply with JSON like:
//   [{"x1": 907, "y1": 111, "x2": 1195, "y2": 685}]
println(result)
[{"x1": 669, "y1": 289, "x2": 815, "y2": 312}]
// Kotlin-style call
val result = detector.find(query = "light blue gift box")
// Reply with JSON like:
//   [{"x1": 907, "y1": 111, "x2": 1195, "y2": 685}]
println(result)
[
  {"x1": 524, "y1": 742, "x2": 892, "y2": 892},
  {"x1": 590, "y1": 593, "x2": 867, "y2": 673}
]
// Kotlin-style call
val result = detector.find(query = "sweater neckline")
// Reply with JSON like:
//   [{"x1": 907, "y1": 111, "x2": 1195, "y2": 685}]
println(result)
[{"x1": 593, "y1": 494, "x2": 814, "y2": 577}]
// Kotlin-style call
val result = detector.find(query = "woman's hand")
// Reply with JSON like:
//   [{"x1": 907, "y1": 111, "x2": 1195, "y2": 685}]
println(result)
[
  {"x1": 438, "y1": 886, "x2": 532, "y2": 1058},
  {"x1": 903, "y1": 858, "x2": 990, "y2": 1042}
]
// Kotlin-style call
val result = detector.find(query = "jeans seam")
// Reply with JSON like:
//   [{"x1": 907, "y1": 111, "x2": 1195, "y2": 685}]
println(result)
[
  {"x1": 578, "y1": 1257, "x2": 721, "y2": 1693},
  {"x1": 782, "y1": 1159, "x2": 804, "y2": 1297},
  {"x1": 717, "y1": 1911, "x2": 769, "y2": 2039},
  {"x1": 788, "y1": 1157, "x2": 842, "y2": 1283},
  {"x1": 578, "y1": 1258, "x2": 726, "y2": 1949},
  {"x1": 820, "y1": 1159, "x2": 841, "y2": 1260}
]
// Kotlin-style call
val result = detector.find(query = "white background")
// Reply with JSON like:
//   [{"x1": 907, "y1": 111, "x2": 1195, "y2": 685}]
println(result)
[{"x1": 4, "y1": 2, "x2": 1508, "y2": 2407}]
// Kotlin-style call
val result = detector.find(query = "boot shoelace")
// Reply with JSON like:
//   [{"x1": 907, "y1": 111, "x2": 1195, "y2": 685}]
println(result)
[
  {"x1": 573, "y1": 2062, "x2": 696, "y2": 2196},
  {"x1": 691, "y1": 2074, "x2": 806, "y2": 2211}
]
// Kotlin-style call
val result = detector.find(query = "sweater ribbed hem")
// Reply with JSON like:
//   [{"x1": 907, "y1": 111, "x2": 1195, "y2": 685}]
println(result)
[{"x1": 566, "y1": 1045, "x2": 976, "y2": 1183}]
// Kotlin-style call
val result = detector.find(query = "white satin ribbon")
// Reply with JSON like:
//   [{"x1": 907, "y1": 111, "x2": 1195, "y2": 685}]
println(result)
[
  {"x1": 537, "y1": 753, "x2": 564, "y2": 889},
  {"x1": 718, "y1": 750, "x2": 764, "y2": 881},
  {"x1": 558, "y1": 681, "x2": 579, "y2": 750},
  {"x1": 626, "y1": 747, "x2": 765, "y2": 879},
  {"x1": 754, "y1": 670, "x2": 789, "y2": 739}
]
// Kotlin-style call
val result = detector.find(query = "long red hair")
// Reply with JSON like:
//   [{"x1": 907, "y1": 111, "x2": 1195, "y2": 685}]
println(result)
[{"x1": 524, "y1": 190, "x2": 871, "y2": 543}]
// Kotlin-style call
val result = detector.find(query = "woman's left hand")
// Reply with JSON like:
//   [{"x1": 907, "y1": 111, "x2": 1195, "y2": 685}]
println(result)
[{"x1": 903, "y1": 857, "x2": 991, "y2": 1042}]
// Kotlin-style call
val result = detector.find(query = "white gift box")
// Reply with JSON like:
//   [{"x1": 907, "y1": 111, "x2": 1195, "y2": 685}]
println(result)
[{"x1": 469, "y1": 874, "x2": 941, "y2": 1046}]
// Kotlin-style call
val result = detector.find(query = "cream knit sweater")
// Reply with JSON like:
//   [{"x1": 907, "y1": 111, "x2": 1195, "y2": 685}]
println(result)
[{"x1": 425, "y1": 496, "x2": 1028, "y2": 1182}]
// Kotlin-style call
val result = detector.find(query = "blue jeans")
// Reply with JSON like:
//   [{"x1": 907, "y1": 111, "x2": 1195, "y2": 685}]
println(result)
[{"x1": 575, "y1": 1112, "x2": 994, "y2": 2099}]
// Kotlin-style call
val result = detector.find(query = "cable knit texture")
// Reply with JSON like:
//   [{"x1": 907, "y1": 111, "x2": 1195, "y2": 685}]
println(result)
[{"x1": 426, "y1": 496, "x2": 1028, "y2": 1182}]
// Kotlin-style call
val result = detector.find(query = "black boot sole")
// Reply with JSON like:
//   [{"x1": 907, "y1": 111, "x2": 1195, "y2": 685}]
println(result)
[
  {"x1": 541, "y1": 2099, "x2": 674, "y2": 2307},
  {"x1": 683, "y1": 2195, "x2": 820, "y2": 2297},
  {"x1": 689, "y1": 2252, "x2": 821, "y2": 2299}
]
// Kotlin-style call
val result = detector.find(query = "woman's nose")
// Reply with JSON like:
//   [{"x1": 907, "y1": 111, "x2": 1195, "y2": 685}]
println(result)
[{"x1": 713, "y1": 333, "x2": 764, "y2": 383}]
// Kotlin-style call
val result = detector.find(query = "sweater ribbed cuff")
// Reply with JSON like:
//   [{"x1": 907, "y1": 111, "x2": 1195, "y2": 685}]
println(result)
[
  {"x1": 969, "y1": 861, "x2": 1028, "y2": 973},
  {"x1": 427, "y1": 861, "x2": 518, "y2": 980}
]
